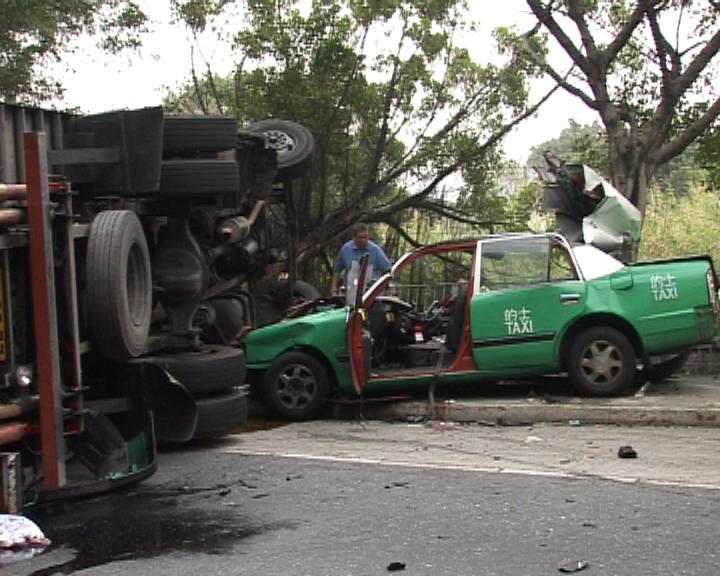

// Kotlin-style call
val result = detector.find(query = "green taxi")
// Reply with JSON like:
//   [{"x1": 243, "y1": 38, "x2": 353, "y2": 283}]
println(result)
[{"x1": 242, "y1": 233, "x2": 718, "y2": 420}]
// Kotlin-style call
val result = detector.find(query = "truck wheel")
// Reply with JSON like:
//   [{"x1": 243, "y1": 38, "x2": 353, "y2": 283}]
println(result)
[
  {"x1": 87, "y1": 211, "x2": 152, "y2": 361},
  {"x1": 142, "y1": 345, "x2": 246, "y2": 397},
  {"x1": 247, "y1": 119, "x2": 315, "y2": 180},
  {"x1": 163, "y1": 115, "x2": 238, "y2": 157},
  {"x1": 159, "y1": 159, "x2": 240, "y2": 196},
  {"x1": 193, "y1": 388, "x2": 248, "y2": 439},
  {"x1": 201, "y1": 298, "x2": 249, "y2": 345},
  {"x1": 254, "y1": 279, "x2": 322, "y2": 327},
  {"x1": 263, "y1": 351, "x2": 329, "y2": 420},
  {"x1": 567, "y1": 326, "x2": 636, "y2": 396}
]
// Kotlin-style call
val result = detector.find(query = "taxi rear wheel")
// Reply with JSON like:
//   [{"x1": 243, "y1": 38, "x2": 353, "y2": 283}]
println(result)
[
  {"x1": 567, "y1": 326, "x2": 636, "y2": 396},
  {"x1": 263, "y1": 351, "x2": 329, "y2": 420}
]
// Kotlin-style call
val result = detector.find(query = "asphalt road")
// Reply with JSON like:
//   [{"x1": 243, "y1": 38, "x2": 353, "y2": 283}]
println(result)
[{"x1": 5, "y1": 420, "x2": 720, "y2": 576}]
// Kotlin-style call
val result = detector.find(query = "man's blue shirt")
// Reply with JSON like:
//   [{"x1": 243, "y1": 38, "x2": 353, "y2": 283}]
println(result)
[{"x1": 333, "y1": 239, "x2": 391, "y2": 276}]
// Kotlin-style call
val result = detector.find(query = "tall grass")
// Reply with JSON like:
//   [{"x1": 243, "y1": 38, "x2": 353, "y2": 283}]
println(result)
[{"x1": 640, "y1": 185, "x2": 720, "y2": 264}]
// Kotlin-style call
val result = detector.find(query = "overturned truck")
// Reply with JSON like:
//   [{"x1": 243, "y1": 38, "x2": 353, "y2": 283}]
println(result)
[{"x1": 0, "y1": 103, "x2": 315, "y2": 509}]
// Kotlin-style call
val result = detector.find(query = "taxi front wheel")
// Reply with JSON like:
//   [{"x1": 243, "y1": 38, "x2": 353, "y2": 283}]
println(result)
[
  {"x1": 263, "y1": 351, "x2": 329, "y2": 420},
  {"x1": 567, "y1": 326, "x2": 636, "y2": 396}
]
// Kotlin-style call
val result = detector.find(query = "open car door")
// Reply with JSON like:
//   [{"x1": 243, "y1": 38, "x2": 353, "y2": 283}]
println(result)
[{"x1": 347, "y1": 255, "x2": 371, "y2": 394}]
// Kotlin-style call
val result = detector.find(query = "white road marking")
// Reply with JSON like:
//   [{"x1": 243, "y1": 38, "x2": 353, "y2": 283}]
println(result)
[{"x1": 224, "y1": 447, "x2": 720, "y2": 491}]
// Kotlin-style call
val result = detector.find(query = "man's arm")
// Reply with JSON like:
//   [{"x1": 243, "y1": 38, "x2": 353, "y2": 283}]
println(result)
[{"x1": 371, "y1": 242, "x2": 392, "y2": 273}]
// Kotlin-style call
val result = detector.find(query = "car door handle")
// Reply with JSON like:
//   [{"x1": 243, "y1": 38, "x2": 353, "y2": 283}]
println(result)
[{"x1": 560, "y1": 293, "x2": 581, "y2": 305}]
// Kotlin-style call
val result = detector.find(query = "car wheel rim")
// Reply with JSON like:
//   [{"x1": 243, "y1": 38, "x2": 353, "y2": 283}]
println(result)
[
  {"x1": 263, "y1": 129, "x2": 295, "y2": 154},
  {"x1": 275, "y1": 364, "x2": 316, "y2": 409},
  {"x1": 580, "y1": 339, "x2": 623, "y2": 384}
]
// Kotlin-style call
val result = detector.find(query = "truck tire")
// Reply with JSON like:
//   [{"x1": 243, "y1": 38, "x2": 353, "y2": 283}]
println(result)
[
  {"x1": 293, "y1": 280, "x2": 321, "y2": 301},
  {"x1": 142, "y1": 345, "x2": 246, "y2": 397},
  {"x1": 163, "y1": 115, "x2": 237, "y2": 157},
  {"x1": 247, "y1": 119, "x2": 315, "y2": 180},
  {"x1": 193, "y1": 388, "x2": 248, "y2": 439},
  {"x1": 87, "y1": 211, "x2": 152, "y2": 361},
  {"x1": 159, "y1": 159, "x2": 240, "y2": 196},
  {"x1": 202, "y1": 297, "x2": 249, "y2": 345},
  {"x1": 254, "y1": 279, "x2": 322, "y2": 327}
]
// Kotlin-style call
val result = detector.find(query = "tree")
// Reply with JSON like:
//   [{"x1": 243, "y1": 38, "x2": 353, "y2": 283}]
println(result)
[
  {"x1": 501, "y1": 1, "x2": 720, "y2": 217},
  {"x1": 526, "y1": 119, "x2": 609, "y2": 173},
  {"x1": 528, "y1": 119, "x2": 703, "y2": 196},
  {"x1": 0, "y1": 1, "x2": 147, "y2": 103},
  {"x1": 168, "y1": 0, "x2": 550, "y2": 278}
]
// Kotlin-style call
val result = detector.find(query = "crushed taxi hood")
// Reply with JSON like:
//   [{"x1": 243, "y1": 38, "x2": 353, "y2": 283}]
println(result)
[{"x1": 540, "y1": 154, "x2": 641, "y2": 255}]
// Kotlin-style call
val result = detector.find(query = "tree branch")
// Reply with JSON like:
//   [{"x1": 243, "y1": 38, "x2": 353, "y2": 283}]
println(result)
[
  {"x1": 653, "y1": 96, "x2": 720, "y2": 165},
  {"x1": 525, "y1": 0, "x2": 593, "y2": 77},
  {"x1": 602, "y1": 0, "x2": 657, "y2": 66},
  {"x1": 415, "y1": 199, "x2": 510, "y2": 228},
  {"x1": 667, "y1": 26, "x2": 720, "y2": 101},
  {"x1": 566, "y1": 0, "x2": 600, "y2": 62}
]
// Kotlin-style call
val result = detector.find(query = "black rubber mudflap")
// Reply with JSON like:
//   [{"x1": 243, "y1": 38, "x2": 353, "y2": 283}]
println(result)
[{"x1": 74, "y1": 411, "x2": 128, "y2": 478}]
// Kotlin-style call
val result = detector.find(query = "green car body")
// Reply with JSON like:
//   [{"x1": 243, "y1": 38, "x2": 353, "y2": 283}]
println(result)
[{"x1": 243, "y1": 233, "x2": 718, "y2": 419}]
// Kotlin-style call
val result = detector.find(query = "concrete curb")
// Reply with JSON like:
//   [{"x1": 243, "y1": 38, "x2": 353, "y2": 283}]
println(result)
[{"x1": 354, "y1": 399, "x2": 720, "y2": 428}]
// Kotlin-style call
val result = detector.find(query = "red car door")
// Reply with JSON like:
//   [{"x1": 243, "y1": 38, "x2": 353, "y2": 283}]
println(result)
[{"x1": 347, "y1": 255, "x2": 371, "y2": 394}]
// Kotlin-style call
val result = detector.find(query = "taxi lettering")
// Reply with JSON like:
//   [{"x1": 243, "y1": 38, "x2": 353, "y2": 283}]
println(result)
[
  {"x1": 504, "y1": 307, "x2": 533, "y2": 335},
  {"x1": 650, "y1": 273, "x2": 678, "y2": 301}
]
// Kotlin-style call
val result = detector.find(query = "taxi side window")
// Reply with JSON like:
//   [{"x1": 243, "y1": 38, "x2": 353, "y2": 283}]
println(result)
[
  {"x1": 549, "y1": 242, "x2": 579, "y2": 282},
  {"x1": 480, "y1": 237, "x2": 578, "y2": 290}
]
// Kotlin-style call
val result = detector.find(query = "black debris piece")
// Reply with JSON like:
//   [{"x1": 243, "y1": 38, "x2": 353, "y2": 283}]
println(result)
[
  {"x1": 618, "y1": 445, "x2": 638, "y2": 459},
  {"x1": 387, "y1": 561, "x2": 406, "y2": 572},
  {"x1": 558, "y1": 559, "x2": 589, "y2": 573}
]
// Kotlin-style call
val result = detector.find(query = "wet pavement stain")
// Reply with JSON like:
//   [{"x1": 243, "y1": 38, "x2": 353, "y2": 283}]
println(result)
[{"x1": 13, "y1": 487, "x2": 294, "y2": 575}]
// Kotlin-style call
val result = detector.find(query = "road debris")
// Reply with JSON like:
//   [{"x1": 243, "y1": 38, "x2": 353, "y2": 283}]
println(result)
[
  {"x1": 0, "y1": 514, "x2": 50, "y2": 563},
  {"x1": 387, "y1": 561, "x2": 406, "y2": 571},
  {"x1": 617, "y1": 445, "x2": 638, "y2": 459},
  {"x1": 558, "y1": 559, "x2": 589, "y2": 573}
]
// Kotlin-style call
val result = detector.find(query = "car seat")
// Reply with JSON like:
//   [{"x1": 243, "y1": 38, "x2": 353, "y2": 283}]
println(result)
[
  {"x1": 445, "y1": 284, "x2": 467, "y2": 354},
  {"x1": 400, "y1": 284, "x2": 467, "y2": 368}
]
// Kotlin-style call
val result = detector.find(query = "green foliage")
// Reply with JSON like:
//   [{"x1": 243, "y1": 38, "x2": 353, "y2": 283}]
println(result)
[
  {"x1": 526, "y1": 121, "x2": 609, "y2": 175},
  {"x1": 171, "y1": 0, "x2": 230, "y2": 32},
  {"x1": 696, "y1": 124, "x2": 720, "y2": 190},
  {"x1": 506, "y1": 180, "x2": 552, "y2": 233},
  {"x1": 651, "y1": 145, "x2": 705, "y2": 197},
  {"x1": 0, "y1": 1, "x2": 147, "y2": 103},
  {"x1": 526, "y1": 119, "x2": 705, "y2": 196},
  {"x1": 640, "y1": 184, "x2": 720, "y2": 265}
]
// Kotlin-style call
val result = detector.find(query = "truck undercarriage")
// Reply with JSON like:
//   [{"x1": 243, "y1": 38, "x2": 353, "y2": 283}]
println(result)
[{"x1": 0, "y1": 103, "x2": 315, "y2": 510}]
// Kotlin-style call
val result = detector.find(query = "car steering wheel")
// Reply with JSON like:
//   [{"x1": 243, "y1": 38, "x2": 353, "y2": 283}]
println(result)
[{"x1": 423, "y1": 300, "x2": 443, "y2": 323}]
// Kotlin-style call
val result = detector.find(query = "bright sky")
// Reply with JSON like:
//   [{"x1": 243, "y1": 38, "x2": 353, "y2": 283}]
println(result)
[{"x1": 54, "y1": 1, "x2": 598, "y2": 163}]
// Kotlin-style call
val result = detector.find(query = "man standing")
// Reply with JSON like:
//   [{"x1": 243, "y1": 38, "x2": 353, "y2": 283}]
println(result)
[{"x1": 330, "y1": 223, "x2": 392, "y2": 304}]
